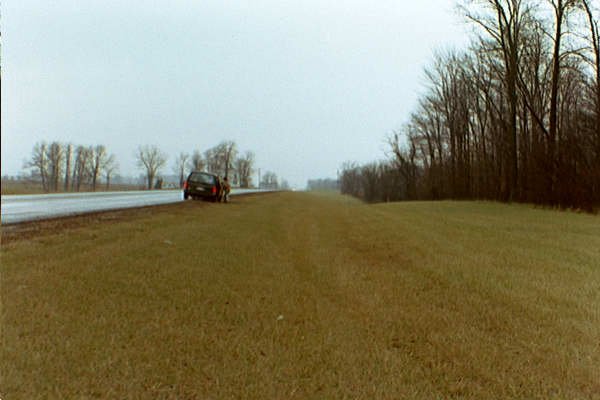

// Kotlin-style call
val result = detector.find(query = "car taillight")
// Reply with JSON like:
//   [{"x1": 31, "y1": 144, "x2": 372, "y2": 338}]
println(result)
[
  {"x1": 183, "y1": 181, "x2": 188, "y2": 190},
  {"x1": 212, "y1": 186, "x2": 217, "y2": 194}
]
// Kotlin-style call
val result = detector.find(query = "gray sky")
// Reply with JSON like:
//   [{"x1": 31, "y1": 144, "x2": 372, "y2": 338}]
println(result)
[{"x1": 1, "y1": 0, "x2": 468, "y2": 188}]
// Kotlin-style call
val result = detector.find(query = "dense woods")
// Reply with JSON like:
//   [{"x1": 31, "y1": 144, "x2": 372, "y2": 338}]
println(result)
[{"x1": 342, "y1": 0, "x2": 600, "y2": 211}]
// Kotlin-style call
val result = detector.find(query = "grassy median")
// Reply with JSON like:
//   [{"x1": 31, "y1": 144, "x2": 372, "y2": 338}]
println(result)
[{"x1": 1, "y1": 192, "x2": 599, "y2": 399}]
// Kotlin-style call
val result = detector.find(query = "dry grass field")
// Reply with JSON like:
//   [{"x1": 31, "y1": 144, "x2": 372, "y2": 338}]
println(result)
[
  {"x1": 0, "y1": 179, "x2": 48, "y2": 195},
  {"x1": 1, "y1": 192, "x2": 599, "y2": 399}
]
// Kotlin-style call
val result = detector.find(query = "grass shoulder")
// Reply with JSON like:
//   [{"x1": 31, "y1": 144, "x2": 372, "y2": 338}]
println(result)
[{"x1": 2, "y1": 192, "x2": 599, "y2": 399}]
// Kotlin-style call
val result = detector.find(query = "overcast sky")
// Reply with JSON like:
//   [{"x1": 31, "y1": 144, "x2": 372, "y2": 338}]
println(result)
[{"x1": 1, "y1": 0, "x2": 469, "y2": 188}]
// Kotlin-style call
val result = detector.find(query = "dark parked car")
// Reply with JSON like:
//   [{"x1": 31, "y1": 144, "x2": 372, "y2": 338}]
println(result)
[{"x1": 183, "y1": 171, "x2": 223, "y2": 201}]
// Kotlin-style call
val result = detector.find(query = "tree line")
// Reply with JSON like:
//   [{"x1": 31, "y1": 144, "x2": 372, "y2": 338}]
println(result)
[
  {"x1": 24, "y1": 140, "x2": 261, "y2": 192},
  {"x1": 260, "y1": 171, "x2": 289, "y2": 190},
  {"x1": 137, "y1": 142, "x2": 288, "y2": 190},
  {"x1": 25, "y1": 141, "x2": 118, "y2": 192},
  {"x1": 307, "y1": 178, "x2": 340, "y2": 191},
  {"x1": 169, "y1": 141, "x2": 256, "y2": 190},
  {"x1": 341, "y1": 0, "x2": 600, "y2": 211}
]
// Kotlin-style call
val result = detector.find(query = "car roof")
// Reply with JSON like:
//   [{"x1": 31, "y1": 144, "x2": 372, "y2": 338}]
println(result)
[{"x1": 190, "y1": 171, "x2": 219, "y2": 177}]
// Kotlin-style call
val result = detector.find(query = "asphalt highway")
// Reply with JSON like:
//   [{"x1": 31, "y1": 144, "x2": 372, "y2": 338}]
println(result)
[{"x1": 1, "y1": 188, "x2": 264, "y2": 224}]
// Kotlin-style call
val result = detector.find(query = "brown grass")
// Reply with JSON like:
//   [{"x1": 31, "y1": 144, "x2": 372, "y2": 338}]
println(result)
[{"x1": 1, "y1": 192, "x2": 599, "y2": 399}]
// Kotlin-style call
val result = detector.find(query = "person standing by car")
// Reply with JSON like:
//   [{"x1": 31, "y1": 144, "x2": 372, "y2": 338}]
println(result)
[
  {"x1": 215, "y1": 176, "x2": 223, "y2": 202},
  {"x1": 222, "y1": 176, "x2": 231, "y2": 203}
]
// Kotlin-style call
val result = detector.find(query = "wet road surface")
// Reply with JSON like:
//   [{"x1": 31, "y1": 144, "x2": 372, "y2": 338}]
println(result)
[{"x1": 1, "y1": 189, "x2": 264, "y2": 224}]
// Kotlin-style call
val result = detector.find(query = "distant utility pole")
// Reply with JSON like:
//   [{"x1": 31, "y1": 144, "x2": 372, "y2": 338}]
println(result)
[{"x1": 258, "y1": 168, "x2": 261, "y2": 189}]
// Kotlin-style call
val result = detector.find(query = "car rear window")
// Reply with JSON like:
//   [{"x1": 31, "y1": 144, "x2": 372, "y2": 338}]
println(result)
[{"x1": 189, "y1": 172, "x2": 216, "y2": 185}]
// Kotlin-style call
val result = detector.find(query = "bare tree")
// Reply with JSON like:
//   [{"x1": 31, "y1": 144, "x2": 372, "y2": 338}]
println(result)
[
  {"x1": 545, "y1": 0, "x2": 579, "y2": 202},
  {"x1": 26, "y1": 142, "x2": 49, "y2": 192},
  {"x1": 463, "y1": 0, "x2": 535, "y2": 200},
  {"x1": 340, "y1": 161, "x2": 362, "y2": 198},
  {"x1": 578, "y1": 0, "x2": 600, "y2": 206},
  {"x1": 581, "y1": 0, "x2": 600, "y2": 153},
  {"x1": 46, "y1": 142, "x2": 64, "y2": 192},
  {"x1": 89, "y1": 145, "x2": 110, "y2": 191},
  {"x1": 204, "y1": 148, "x2": 220, "y2": 175},
  {"x1": 221, "y1": 141, "x2": 237, "y2": 178},
  {"x1": 260, "y1": 171, "x2": 279, "y2": 189},
  {"x1": 72, "y1": 146, "x2": 92, "y2": 191},
  {"x1": 136, "y1": 145, "x2": 167, "y2": 190},
  {"x1": 234, "y1": 151, "x2": 255, "y2": 188},
  {"x1": 188, "y1": 150, "x2": 204, "y2": 172},
  {"x1": 204, "y1": 141, "x2": 237, "y2": 177},
  {"x1": 173, "y1": 152, "x2": 190, "y2": 188},
  {"x1": 104, "y1": 154, "x2": 118, "y2": 190},
  {"x1": 64, "y1": 143, "x2": 73, "y2": 191},
  {"x1": 388, "y1": 132, "x2": 419, "y2": 200}
]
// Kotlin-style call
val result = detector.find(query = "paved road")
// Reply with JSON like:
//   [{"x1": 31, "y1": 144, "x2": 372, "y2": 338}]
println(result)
[{"x1": 1, "y1": 189, "x2": 265, "y2": 224}]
